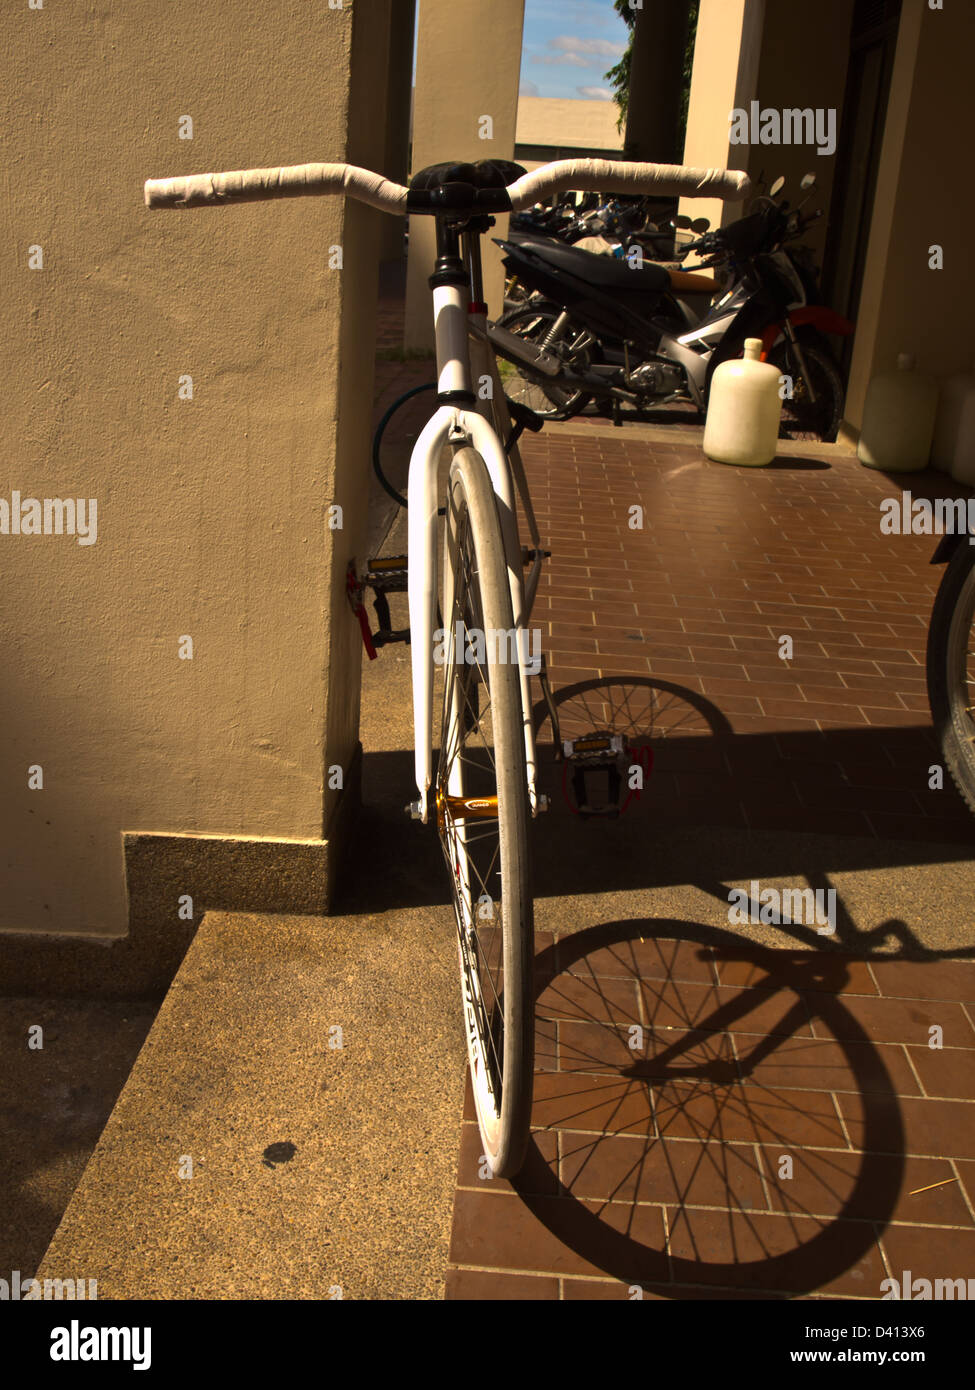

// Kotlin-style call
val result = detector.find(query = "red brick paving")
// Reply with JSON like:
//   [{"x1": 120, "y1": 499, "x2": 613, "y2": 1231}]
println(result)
[
  {"x1": 519, "y1": 427, "x2": 975, "y2": 843},
  {"x1": 446, "y1": 938, "x2": 975, "y2": 1299}
]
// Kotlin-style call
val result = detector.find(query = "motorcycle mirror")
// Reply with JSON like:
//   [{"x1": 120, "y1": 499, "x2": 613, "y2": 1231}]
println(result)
[
  {"x1": 691, "y1": 217, "x2": 711, "y2": 233},
  {"x1": 674, "y1": 214, "x2": 693, "y2": 229},
  {"x1": 769, "y1": 175, "x2": 786, "y2": 198},
  {"x1": 800, "y1": 173, "x2": 817, "y2": 191}
]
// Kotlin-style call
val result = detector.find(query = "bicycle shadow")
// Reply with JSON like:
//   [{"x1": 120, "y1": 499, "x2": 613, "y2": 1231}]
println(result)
[
  {"x1": 349, "y1": 668, "x2": 975, "y2": 1294},
  {"x1": 348, "y1": 671, "x2": 975, "y2": 971},
  {"x1": 504, "y1": 915, "x2": 908, "y2": 1297},
  {"x1": 526, "y1": 673, "x2": 975, "y2": 964}
]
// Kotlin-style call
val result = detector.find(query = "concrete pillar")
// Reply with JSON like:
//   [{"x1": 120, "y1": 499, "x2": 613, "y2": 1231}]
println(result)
[
  {"x1": 405, "y1": 0, "x2": 525, "y2": 351},
  {"x1": 843, "y1": 0, "x2": 975, "y2": 432},
  {"x1": 623, "y1": 0, "x2": 693, "y2": 165},
  {"x1": 678, "y1": 0, "x2": 764, "y2": 233},
  {"x1": 328, "y1": 2, "x2": 394, "y2": 827},
  {"x1": 743, "y1": 0, "x2": 854, "y2": 266},
  {"x1": 379, "y1": 0, "x2": 417, "y2": 262},
  {"x1": 0, "y1": 0, "x2": 390, "y2": 945}
]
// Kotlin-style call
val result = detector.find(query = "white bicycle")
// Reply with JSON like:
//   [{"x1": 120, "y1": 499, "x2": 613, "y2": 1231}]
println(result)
[{"x1": 145, "y1": 154, "x2": 748, "y2": 1177}]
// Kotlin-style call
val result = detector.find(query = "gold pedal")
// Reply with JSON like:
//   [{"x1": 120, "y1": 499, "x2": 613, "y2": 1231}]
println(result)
[
  {"x1": 564, "y1": 733, "x2": 625, "y2": 760},
  {"x1": 365, "y1": 554, "x2": 409, "y2": 589}
]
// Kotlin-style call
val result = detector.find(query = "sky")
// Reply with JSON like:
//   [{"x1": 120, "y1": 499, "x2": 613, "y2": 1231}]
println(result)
[{"x1": 518, "y1": 0, "x2": 629, "y2": 102}]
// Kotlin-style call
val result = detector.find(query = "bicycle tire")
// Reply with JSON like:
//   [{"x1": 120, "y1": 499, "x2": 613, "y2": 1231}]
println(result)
[
  {"x1": 926, "y1": 539, "x2": 975, "y2": 815},
  {"x1": 372, "y1": 381, "x2": 437, "y2": 509},
  {"x1": 438, "y1": 446, "x2": 534, "y2": 1178}
]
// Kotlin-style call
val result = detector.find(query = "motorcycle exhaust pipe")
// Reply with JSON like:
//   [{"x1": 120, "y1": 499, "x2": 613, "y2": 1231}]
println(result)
[
  {"x1": 481, "y1": 321, "x2": 613, "y2": 393},
  {"x1": 478, "y1": 321, "x2": 644, "y2": 404}
]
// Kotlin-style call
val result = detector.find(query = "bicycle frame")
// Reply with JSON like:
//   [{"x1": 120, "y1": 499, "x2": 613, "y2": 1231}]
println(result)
[
  {"x1": 143, "y1": 156, "x2": 748, "y2": 830},
  {"x1": 407, "y1": 221, "x2": 542, "y2": 825}
]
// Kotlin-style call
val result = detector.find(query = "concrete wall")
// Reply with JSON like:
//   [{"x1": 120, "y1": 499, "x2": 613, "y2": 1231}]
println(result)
[
  {"x1": 0, "y1": 1, "x2": 389, "y2": 938},
  {"x1": 844, "y1": 0, "x2": 975, "y2": 428},
  {"x1": 405, "y1": 0, "x2": 525, "y2": 351},
  {"x1": 681, "y1": 0, "x2": 853, "y2": 245},
  {"x1": 746, "y1": 0, "x2": 855, "y2": 264},
  {"x1": 516, "y1": 97, "x2": 624, "y2": 153},
  {"x1": 679, "y1": 0, "x2": 765, "y2": 232},
  {"x1": 514, "y1": 97, "x2": 624, "y2": 172},
  {"x1": 379, "y1": 0, "x2": 417, "y2": 261}
]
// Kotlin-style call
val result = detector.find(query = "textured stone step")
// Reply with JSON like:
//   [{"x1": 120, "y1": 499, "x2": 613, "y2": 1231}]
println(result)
[{"x1": 38, "y1": 906, "x2": 462, "y2": 1300}]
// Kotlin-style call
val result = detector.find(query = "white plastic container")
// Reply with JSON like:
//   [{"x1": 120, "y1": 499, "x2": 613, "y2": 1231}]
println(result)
[
  {"x1": 857, "y1": 353, "x2": 938, "y2": 472},
  {"x1": 703, "y1": 337, "x2": 782, "y2": 466},
  {"x1": 931, "y1": 362, "x2": 975, "y2": 483}
]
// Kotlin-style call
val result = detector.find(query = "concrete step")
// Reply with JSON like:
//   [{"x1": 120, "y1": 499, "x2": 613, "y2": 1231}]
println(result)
[{"x1": 38, "y1": 905, "x2": 463, "y2": 1300}]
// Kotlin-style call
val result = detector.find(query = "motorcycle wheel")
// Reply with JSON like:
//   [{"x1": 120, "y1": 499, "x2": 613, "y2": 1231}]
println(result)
[
  {"x1": 767, "y1": 330, "x2": 845, "y2": 443},
  {"x1": 495, "y1": 305, "x2": 597, "y2": 420},
  {"x1": 927, "y1": 540, "x2": 975, "y2": 817}
]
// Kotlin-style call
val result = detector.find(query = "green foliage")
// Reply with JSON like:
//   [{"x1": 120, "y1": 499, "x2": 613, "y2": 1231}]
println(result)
[{"x1": 606, "y1": 0, "x2": 636, "y2": 133}]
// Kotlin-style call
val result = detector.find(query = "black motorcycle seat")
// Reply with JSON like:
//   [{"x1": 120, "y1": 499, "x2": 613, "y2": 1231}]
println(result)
[{"x1": 509, "y1": 233, "x2": 671, "y2": 294}]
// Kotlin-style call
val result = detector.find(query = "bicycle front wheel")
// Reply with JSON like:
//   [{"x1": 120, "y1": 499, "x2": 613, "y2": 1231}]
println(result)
[{"x1": 438, "y1": 446, "x2": 534, "y2": 1178}]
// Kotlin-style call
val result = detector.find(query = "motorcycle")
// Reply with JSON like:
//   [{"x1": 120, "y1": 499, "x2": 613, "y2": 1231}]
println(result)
[
  {"x1": 504, "y1": 195, "x2": 683, "y2": 309},
  {"x1": 487, "y1": 173, "x2": 853, "y2": 441}
]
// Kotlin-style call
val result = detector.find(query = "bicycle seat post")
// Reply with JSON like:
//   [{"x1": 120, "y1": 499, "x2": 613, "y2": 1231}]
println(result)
[
  {"x1": 462, "y1": 217, "x2": 493, "y2": 314},
  {"x1": 430, "y1": 217, "x2": 476, "y2": 410}
]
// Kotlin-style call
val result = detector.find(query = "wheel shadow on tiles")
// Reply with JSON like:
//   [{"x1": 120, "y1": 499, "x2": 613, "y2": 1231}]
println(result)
[
  {"x1": 345, "y1": 673, "x2": 975, "y2": 958},
  {"x1": 528, "y1": 674, "x2": 975, "y2": 915},
  {"x1": 511, "y1": 917, "x2": 909, "y2": 1298}
]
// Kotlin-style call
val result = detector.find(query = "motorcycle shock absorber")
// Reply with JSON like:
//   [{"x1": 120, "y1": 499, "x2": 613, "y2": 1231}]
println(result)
[
  {"x1": 539, "y1": 310, "x2": 571, "y2": 352},
  {"x1": 782, "y1": 319, "x2": 818, "y2": 405}
]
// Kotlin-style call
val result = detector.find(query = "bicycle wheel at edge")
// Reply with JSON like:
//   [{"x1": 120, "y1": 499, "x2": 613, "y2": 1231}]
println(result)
[
  {"x1": 927, "y1": 537, "x2": 975, "y2": 815},
  {"x1": 438, "y1": 446, "x2": 534, "y2": 1178}
]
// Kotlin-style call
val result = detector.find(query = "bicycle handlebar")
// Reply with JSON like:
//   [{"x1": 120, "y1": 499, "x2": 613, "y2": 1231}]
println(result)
[
  {"x1": 507, "y1": 160, "x2": 749, "y2": 207},
  {"x1": 144, "y1": 162, "x2": 410, "y2": 213},
  {"x1": 144, "y1": 157, "x2": 750, "y2": 214}
]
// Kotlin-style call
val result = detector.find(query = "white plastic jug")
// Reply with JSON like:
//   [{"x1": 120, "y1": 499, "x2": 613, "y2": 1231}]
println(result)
[
  {"x1": 932, "y1": 363, "x2": 975, "y2": 483},
  {"x1": 857, "y1": 353, "x2": 938, "y2": 472},
  {"x1": 703, "y1": 337, "x2": 782, "y2": 466}
]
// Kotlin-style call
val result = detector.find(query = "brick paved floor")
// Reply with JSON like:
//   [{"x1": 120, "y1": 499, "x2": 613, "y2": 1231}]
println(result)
[
  {"x1": 523, "y1": 429, "x2": 975, "y2": 844},
  {"x1": 447, "y1": 938, "x2": 975, "y2": 1299},
  {"x1": 442, "y1": 428, "x2": 975, "y2": 1299},
  {"x1": 371, "y1": 260, "x2": 975, "y2": 1299}
]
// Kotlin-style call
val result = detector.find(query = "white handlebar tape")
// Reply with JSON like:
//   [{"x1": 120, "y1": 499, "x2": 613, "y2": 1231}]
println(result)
[
  {"x1": 145, "y1": 162, "x2": 410, "y2": 213},
  {"x1": 145, "y1": 158, "x2": 750, "y2": 214},
  {"x1": 506, "y1": 159, "x2": 751, "y2": 210}
]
